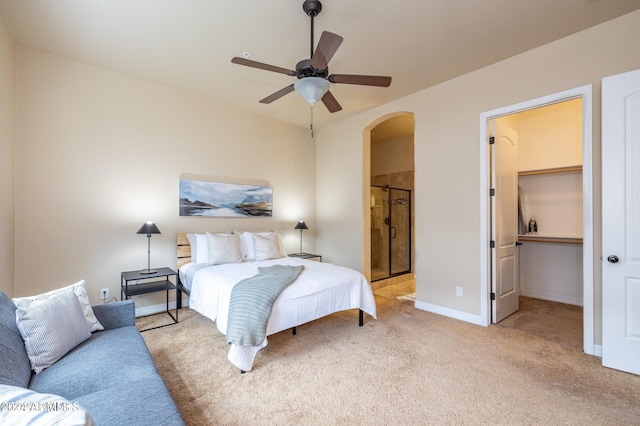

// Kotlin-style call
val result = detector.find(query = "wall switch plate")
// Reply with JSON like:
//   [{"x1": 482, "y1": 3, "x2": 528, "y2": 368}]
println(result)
[
  {"x1": 456, "y1": 286, "x2": 463, "y2": 297},
  {"x1": 100, "y1": 288, "x2": 109, "y2": 300}
]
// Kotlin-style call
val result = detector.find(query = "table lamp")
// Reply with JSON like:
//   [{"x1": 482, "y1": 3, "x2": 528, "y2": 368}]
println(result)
[
  {"x1": 137, "y1": 221, "x2": 160, "y2": 274},
  {"x1": 294, "y1": 221, "x2": 308, "y2": 254}
]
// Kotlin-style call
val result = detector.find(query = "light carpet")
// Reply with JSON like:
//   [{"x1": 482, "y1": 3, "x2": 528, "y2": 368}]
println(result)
[{"x1": 139, "y1": 295, "x2": 640, "y2": 425}]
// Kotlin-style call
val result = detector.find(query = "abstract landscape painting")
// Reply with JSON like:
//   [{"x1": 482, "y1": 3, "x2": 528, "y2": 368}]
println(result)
[{"x1": 179, "y1": 179, "x2": 272, "y2": 217}]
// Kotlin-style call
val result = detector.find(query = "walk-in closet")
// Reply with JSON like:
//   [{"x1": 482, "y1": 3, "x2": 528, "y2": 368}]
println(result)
[{"x1": 494, "y1": 98, "x2": 583, "y2": 333}]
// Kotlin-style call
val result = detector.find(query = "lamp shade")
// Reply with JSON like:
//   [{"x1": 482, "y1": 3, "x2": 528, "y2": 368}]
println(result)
[
  {"x1": 294, "y1": 221, "x2": 308, "y2": 230},
  {"x1": 294, "y1": 77, "x2": 330, "y2": 106},
  {"x1": 137, "y1": 221, "x2": 161, "y2": 236}
]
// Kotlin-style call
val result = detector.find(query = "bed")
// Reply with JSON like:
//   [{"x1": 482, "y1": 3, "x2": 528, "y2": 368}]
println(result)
[{"x1": 176, "y1": 232, "x2": 377, "y2": 372}]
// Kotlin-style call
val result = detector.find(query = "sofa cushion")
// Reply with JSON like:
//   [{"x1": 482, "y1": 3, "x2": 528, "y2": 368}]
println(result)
[
  {"x1": 73, "y1": 376, "x2": 183, "y2": 426},
  {"x1": 0, "y1": 292, "x2": 31, "y2": 388},
  {"x1": 13, "y1": 280, "x2": 104, "y2": 333},
  {"x1": 29, "y1": 326, "x2": 159, "y2": 400},
  {"x1": 0, "y1": 384, "x2": 96, "y2": 426},
  {"x1": 16, "y1": 288, "x2": 92, "y2": 374}
]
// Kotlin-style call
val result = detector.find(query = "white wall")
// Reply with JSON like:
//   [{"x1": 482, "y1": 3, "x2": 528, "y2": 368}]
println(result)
[
  {"x1": 316, "y1": 11, "x2": 640, "y2": 342},
  {"x1": 0, "y1": 11, "x2": 15, "y2": 297},
  {"x1": 14, "y1": 48, "x2": 314, "y2": 307}
]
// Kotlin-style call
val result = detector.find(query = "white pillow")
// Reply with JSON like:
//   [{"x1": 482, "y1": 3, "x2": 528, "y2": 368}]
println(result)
[
  {"x1": 13, "y1": 280, "x2": 104, "y2": 333},
  {"x1": 206, "y1": 232, "x2": 242, "y2": 265},
  {"x1": 15, "y1": 288, "x2": 92, "y2": 374},
  {"x1": 186, "y1": 233, "x2": 208, "y2": 263},
  {"x1": 186, "y1": 233, "x2": 197, "y2": 262},
  {"x1": 241, "y1": 231, "x2": 288, "y2": 261},
  {"x1": 253, "y1": 232, "x2": 283, "y2": 261},
  {"x1": 194, "y1": 233, "x2": 209, "y2": 263},
  {"x1": 0, "y1": 384, "x2": 96, "y2": 425},
  {"x1": 239, "y1": 231, "x2": 255, "y2": 260}
]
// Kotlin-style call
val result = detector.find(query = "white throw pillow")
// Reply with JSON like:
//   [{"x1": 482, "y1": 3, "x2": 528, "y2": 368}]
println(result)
[
  {"x1": 0, "y1": 384, "x2": 96, "y2": 425},
  {"x1": 206, "y1": 232, "x2": 242, "y2": 265},
  {"x1": 15, "y1": 288, "x2": 92, "y2": 374},
  {"x1": 13, "y1": 280, "x2": 104, "y2": 333},
  {"x1": 253, "y1": 232, "x2": 283, "y2": 261}
]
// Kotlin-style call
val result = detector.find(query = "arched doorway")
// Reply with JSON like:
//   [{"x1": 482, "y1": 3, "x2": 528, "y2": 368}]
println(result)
[{"x1": 364, "y1": 113, "x2": 415, "y2": 294}]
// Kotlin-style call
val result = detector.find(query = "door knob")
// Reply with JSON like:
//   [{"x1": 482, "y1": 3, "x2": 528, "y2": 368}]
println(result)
[{"x1": 607, "y1": 255, "x2": 620, "y2": 263}]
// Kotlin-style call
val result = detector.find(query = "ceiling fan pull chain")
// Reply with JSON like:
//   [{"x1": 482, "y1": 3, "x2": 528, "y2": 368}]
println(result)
[{"x1": 310, "y1": 106, "x2": 315, "y2": 138}]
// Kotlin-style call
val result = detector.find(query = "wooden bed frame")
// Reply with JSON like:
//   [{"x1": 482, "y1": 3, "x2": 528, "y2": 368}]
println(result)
[{"x1": 175, "y1": 233, "x2": 365, "y2": 326}]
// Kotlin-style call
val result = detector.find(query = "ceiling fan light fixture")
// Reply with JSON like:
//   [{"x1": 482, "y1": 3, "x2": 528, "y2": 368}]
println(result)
[{"x1": 294, "y1": 77, "x2": 330, "y2": 106}]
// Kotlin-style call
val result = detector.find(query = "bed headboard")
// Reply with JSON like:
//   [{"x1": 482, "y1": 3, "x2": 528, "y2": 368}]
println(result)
[{"x1": 177, "y1": 233, "x2": 191, "y2": 270}]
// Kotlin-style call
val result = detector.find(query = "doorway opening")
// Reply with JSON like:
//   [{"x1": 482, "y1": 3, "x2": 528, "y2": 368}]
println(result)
[
  {"x1": 489, "y1": 100, "x2": 585, "y2": 351},
  {"x1": 367, "y1": 113, "x2": 415, "y2": 295},
  {"x1": 479, "y1": 85, "x2": 595, "y2": 355}
]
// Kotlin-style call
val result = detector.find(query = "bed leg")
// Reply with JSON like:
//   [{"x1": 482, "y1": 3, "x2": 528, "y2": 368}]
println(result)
[
  {"x1": 240, "y1": 370, "x2": 246, "y2": 374},
  {"x1": 359, "y1": 309, "x2": 364, "y2": 326},
  {"x1": 292, "y1": 326, "x2": 297, "y2": 335}
]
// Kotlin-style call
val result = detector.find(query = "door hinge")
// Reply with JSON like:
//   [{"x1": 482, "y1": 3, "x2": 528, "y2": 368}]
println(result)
[
  {"x1": 491, "y1": 292, "x2": 496, "y2": 300},
  {"x1": 489, "y1": 136, "x2": 495, "y2": 145},
  {"x1": 490, "y1": 188, "x2": 495, "y2": 196},
  {"x1": 490, "y1": 240, "x2": 495, "y2": 248}
]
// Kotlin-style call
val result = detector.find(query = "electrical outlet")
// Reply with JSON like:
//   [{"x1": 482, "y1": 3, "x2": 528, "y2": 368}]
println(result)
[
  {"x1": 456, "y1": 286, "x2": 463, "y2": 297},
  {"x1": 100, "y1": 288, "x2": 109, "y2": 301}
]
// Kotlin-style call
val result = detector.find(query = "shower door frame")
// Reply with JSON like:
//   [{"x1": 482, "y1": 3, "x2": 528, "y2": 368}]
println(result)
[{"x1": 371, "y1": 185, "x2": 412, "y2": 282}]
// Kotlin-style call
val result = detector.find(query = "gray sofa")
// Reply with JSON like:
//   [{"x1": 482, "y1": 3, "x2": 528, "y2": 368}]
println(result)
[{"x1": 0, "y1": 291, "x2": 184, "y2": 425}]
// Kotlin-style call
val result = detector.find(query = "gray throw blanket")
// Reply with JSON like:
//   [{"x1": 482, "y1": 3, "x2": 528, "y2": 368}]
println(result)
[{"x1": 226, "y1": 265, "x2": 305, "y2": 346}]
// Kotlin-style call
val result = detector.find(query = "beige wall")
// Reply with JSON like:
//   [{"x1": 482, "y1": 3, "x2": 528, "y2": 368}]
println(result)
[
  {"x1": 0, "y1": 11, "x2": 15, "y2": 297},
  {"x1": 14, "y1": 48, "x2": 314, "y2": 306},
  {"x1": 317, "y1": 11, "x2": 640, "y2": 343},
  {"x1": 517, "y1": 98, "x2": 583, "y2": 171},
  {"x1": 371, "y1": 135, "x2": 414, "y2": 176}
]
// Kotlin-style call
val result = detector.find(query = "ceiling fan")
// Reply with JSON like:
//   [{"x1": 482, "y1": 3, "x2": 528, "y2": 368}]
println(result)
[{"x1": 231, "y1": 0, "x2": 392, "y2": 113}]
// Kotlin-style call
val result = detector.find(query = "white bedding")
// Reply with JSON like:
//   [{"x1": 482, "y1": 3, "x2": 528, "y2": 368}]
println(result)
[{"x1": 180, "y1": 257, "x2": 377, "y2": 371}]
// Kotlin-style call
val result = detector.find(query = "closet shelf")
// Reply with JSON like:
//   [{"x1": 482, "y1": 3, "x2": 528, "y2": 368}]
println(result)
[
  {"x1": 518, "y1": 234, "x2": 583, "y2": 245},
  {"x1": 518, "y1": 165, "x2": 582, "y2": 176}
]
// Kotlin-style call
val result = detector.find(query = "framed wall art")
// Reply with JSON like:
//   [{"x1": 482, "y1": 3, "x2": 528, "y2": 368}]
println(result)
[{"x1": 179, "y1": 178, "x2": 273, "y2": 217}]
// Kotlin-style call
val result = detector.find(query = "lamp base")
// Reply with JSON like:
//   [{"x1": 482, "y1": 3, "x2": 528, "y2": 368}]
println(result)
[{"x1": 140, "y1": 269, "x2": 157, "y2": 275}]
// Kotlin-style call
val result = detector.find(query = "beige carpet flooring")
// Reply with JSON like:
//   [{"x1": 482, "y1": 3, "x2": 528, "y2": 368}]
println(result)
[
  {"x1": 138, "y1": 289, "x2": 640, "y2": 425},
  {"x1": 497, "y1": 296, "x2": 583, "y2": 352}
]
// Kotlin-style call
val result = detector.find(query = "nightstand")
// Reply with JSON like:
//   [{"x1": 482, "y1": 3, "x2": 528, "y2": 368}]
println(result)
[
  {"x1": 288, "y1": 252, "x2": 322, "y2": 262},
  {"x1": 121, "y1": 267, "x2": 178, "y2": 331}
]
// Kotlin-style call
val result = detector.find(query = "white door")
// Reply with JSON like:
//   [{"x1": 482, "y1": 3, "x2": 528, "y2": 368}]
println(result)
[
  {"x1": 491, "y1": 120, "x2": 520, "y2": 323},
  {"x1": 602, "y1": 69, "x2": 640, "y2": 375}
]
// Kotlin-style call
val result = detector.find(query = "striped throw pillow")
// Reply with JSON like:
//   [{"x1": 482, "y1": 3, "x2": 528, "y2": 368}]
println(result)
[
  {"x1": 0, "y1": 384, "x2": 95, "y2": 425},
  {"x1": 15, "y1": 289, "x2": 91, "y2": 374}
]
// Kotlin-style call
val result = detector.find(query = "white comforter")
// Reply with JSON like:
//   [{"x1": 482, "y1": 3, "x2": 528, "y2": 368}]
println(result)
[{"x1": 180, "y1": 257, "x2": 377, "y2": 371}]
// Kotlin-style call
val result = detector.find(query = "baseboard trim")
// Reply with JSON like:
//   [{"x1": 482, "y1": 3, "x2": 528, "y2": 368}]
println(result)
[
  {"x1": 415, "y1": 300, "x2": 485, "y2": 326},
  {"x1": 593, "y1": 344, "x2": 603, "y2": 357},
  {"x1": 520, "y1": 289, "x2": 583, "y2": 306}
]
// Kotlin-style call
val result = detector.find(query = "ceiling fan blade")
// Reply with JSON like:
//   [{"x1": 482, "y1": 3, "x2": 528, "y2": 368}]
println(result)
[
  {"x1": 321, "y1": 90, "x2": 342, "y2": 113},
  {"x1": 328, "y1": 74, "x2": 392, "y2": 87},
  {"x1": 259, "y1": 84, "x2": 295, "y2": 104},
  {"x1": 231, "y1": 57, "x2": 296, "y2": 76},
  {"x1": 310, "y1": 31, "x2": 344, "y2": 70}
]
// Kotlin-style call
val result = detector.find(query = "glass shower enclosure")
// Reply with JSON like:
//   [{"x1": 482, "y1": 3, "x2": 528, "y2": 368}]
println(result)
[{"x1": 370, "y1": 186, "x2": 411, "y2": 282}]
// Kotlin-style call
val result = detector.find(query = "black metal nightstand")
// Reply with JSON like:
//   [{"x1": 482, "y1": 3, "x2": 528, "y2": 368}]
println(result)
[
  {"x1": 121, "y1": 267, "x2": 178, "y2": 331},
  {"x1": 288, "y1": 252, "x2": 322, "y2": 262}
]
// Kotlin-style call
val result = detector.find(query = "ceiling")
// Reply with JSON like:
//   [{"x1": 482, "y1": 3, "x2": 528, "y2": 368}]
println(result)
[{"x1": 1, "y1": 0, "x2": 639, "y2": 131}]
